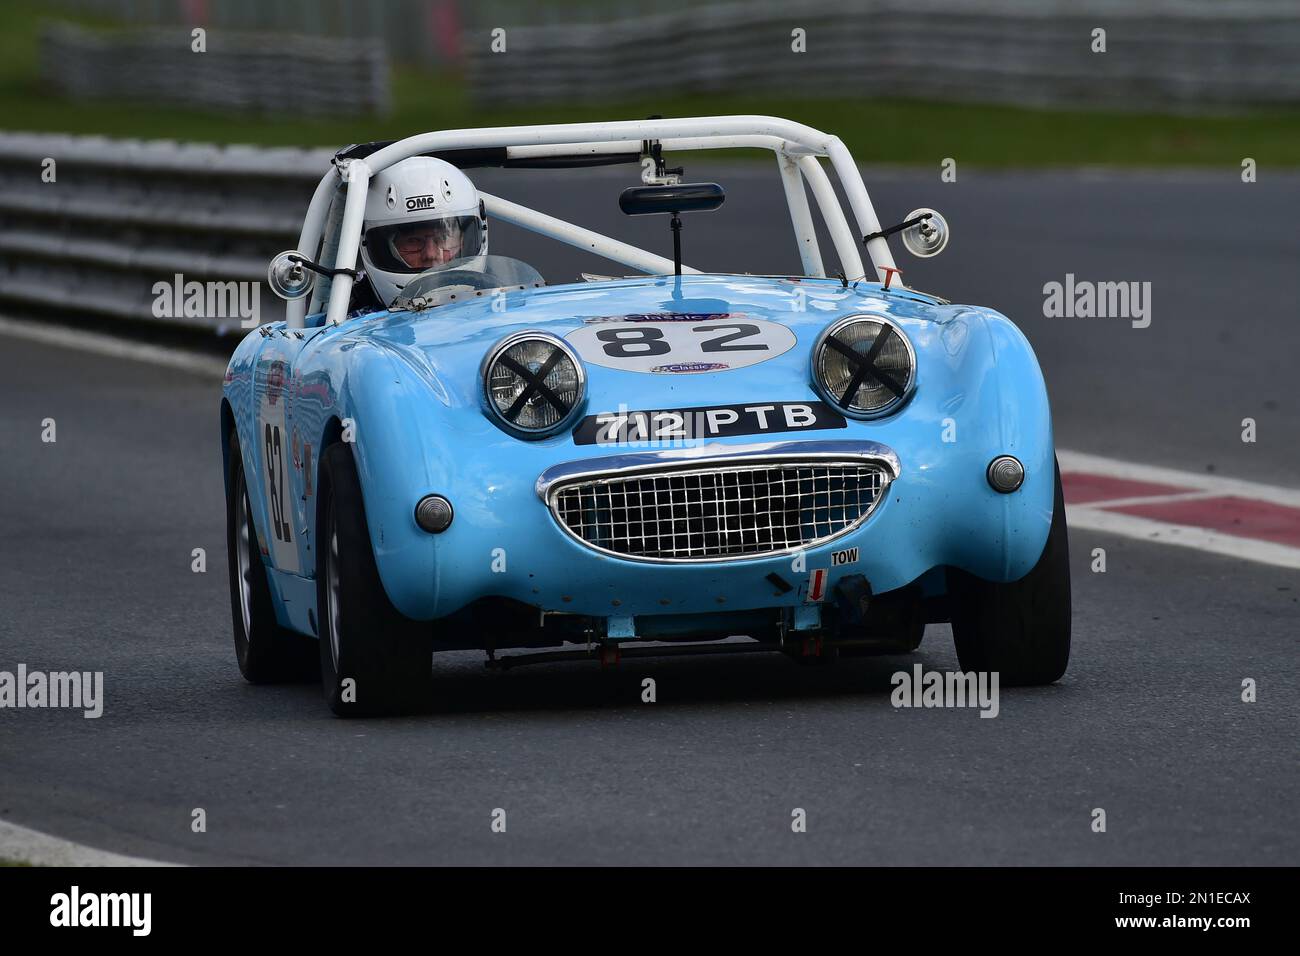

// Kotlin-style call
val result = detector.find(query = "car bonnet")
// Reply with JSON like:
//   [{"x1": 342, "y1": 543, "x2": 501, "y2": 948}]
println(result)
[{"x1": 353, "y1": 273, "x2": 961, "y2": 413}]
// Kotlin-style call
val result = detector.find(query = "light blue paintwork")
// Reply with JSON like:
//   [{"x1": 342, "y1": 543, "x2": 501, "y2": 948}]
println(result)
[{"x1": 221, "y1": 273, "x2": 1056, "y2": 642}]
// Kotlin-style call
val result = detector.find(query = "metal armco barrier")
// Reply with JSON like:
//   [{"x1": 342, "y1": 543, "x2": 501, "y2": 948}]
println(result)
[
  {"x1": 463, "y1": 0, "x2": 1300, "y2": 110},
  {"x1": 0, "y1": 133, "x2": 331, "y2": 332}
]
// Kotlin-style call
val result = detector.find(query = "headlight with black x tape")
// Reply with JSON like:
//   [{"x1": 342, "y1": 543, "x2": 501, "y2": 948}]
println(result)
[
  {"x1": 480, "y1": 330, "x2": 586, "y2": 438},
  {"x1": 810, "y1": 314, "x2": 917, "y2": 418}
]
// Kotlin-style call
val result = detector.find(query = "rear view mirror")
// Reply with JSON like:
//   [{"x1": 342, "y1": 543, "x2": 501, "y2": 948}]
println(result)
[
  {"x1": 619, "y1": 182, "x2": 725, "y2": 216},
  {"x1": 618, "y1": 183, "x2": 725, "y2": 275}
]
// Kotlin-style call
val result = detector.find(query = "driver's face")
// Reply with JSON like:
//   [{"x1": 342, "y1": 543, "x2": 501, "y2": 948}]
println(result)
[{"x1": 395, "y1": 223, "x2": 463, "y2": 268}]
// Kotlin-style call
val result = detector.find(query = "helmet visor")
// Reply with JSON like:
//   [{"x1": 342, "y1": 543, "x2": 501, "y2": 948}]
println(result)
[{"x1": 365, "y1": 216, "x2": 483, "y2": 274}]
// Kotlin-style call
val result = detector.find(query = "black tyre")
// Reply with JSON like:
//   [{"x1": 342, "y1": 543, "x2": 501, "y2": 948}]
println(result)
[
  {"x1": 316, "y1": 442, "x2": 433, "y2": 716},
  {"x1": 226, "y1": 429, "x2": 318, "y2": 683},
  {"x1": 948, "y1": 460, "x2": 1071, "y2": 686}
]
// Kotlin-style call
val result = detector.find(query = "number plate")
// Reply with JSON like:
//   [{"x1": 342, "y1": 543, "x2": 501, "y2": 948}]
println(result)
[{"x1": 572, "y1": 401, "x2": 846, "y2": 445}]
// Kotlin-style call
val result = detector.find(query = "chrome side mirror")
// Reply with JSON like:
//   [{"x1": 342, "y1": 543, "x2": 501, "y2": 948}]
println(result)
[
  {"x1": 267, "y1": 250, "x2": 316, "y2": 300},
  {"x1": 900, "y1": 208, "x2": 949, "y2": 258}
]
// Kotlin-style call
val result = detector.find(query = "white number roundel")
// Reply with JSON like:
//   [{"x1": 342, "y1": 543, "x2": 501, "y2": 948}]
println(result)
[{"x1": 566, "y1": 318, "x2": 796, "y2": 373}]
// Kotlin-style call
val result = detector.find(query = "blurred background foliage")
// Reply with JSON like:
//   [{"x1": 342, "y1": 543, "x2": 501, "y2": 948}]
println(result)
[{"x1": 4, "y1": 0, "x2": 1300, "y2": 165}]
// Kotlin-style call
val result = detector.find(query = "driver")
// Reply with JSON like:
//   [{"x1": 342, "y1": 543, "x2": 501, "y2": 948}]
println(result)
[
  {"x1": 391, "y1": 218, "x2": 468, "y2": 270},
  {"x1": 356, "y1": 156, "x2": 488, "y2": 308}
]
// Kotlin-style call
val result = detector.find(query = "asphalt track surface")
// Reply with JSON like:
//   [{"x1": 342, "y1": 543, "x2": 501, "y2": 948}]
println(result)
[{"x1": 0, "y1": 167, "x2": 1297, "y2": 865}]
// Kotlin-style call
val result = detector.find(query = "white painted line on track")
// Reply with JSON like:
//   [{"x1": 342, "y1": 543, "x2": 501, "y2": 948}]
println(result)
[
  {"x1": 1060, "y1": 449, "x2": 1300, "y2": 568},
  {"x1": 1065, "y1": 505, "x2": 1300, "y2": 571},
  {"x1": 0, "y1": 315, "x2": 228, "y2": 378},
  {"x1": 1058, "y1": 449, "x2": 1300, "y2": 510},
  {"x1": 1067, "y1": 490, "x2": 1221, "y2": 510},
  {"x1": 0, "y1": 817, "x2": 178, "y2": 867}
]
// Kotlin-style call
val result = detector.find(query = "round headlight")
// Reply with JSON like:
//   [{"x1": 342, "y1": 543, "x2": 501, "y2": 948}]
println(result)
[
  {"x1": 811, "y1": 314, "x2": 916, "y2": 418},
  {"x1": 481, "y1": 331, "x2": 585, "y2": 438}
]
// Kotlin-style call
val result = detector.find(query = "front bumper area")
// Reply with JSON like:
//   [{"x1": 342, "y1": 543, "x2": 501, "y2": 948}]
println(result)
[{"x1": 366, "y1": 433, "x2": 1055, "y2": 626}]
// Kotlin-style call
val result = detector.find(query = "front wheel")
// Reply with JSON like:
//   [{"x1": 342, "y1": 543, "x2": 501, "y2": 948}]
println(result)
[
  {"x1": 948, "y1": 460, "x2": 1071, "y2": 686},
  {"x1": 316, "y1": 442, "x2": 433, "y2": 716}
]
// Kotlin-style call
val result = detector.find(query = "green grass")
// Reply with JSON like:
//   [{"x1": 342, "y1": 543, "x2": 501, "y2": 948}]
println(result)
[
  {"x1": 0, "y1": 858, "x2": 34, "y2": 867},
  {"x1": 4, "y1": 2, "x2": 1300, "y2": 166}
]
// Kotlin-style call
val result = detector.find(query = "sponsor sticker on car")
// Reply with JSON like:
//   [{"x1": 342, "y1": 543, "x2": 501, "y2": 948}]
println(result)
[
  {"x1": 573, "y1": 401, "x2": 846, "y2": 445},
  {"x1": 649, "y1": 362, "x2": 729, "y2": 374},
  {"x1": 807, "y1": 569, "x2": 829, "y2": 603},
  {"x1": 581, "y1": 311, "x2": 753, "y2": 324}
]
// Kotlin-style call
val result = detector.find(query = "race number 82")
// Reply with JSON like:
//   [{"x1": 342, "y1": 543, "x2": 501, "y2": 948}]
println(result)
[
  {"x1": 573, "y1": 319, "x2": 797, "y2": 372},
  {"x1": 263, "y1": 423, "x2": 291, "y2": 543}
]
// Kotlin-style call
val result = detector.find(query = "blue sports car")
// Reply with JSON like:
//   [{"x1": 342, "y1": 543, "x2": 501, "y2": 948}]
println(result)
[{"x1": 222, "y1": 116, "x2": 1070, "y2": 715}]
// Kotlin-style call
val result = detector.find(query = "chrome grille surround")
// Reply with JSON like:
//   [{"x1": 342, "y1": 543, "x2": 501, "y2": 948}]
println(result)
[{"x1": 537, "y1": 440, "x2": 899, "y2": 564}]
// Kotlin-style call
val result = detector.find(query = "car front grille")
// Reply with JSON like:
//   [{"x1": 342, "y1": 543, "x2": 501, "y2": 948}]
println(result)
[{"x1": 548, "y1": 460, "x2": 890, "y2": 561}]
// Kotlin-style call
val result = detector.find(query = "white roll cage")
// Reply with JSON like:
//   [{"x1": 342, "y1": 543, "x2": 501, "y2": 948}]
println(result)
[{"x1": 289, "y1": 115, "x2": 899, "y2": 328}]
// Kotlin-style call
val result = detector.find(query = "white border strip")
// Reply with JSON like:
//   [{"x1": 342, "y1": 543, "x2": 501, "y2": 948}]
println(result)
[
  {"x1": 1060, "y1": 449, "x2": 1300, "y2": 568},
  {"x1": 1066, "y1": 505, "x2": 1300, "y2": 570},
  {"x1": 0, "y1": 818, "x2": 177, "y2": 867},
  {"x1": 0, "y1": 316, "x2": 228, "y2": 378},
  {"x1": 1058, "y1": 449, "x2": 1300, "y2": 509}
]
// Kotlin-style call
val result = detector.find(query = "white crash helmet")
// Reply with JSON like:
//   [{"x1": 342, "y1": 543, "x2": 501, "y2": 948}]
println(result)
[{"x1": 359, "y1": 156, "x2": 488, "y2": 306}]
